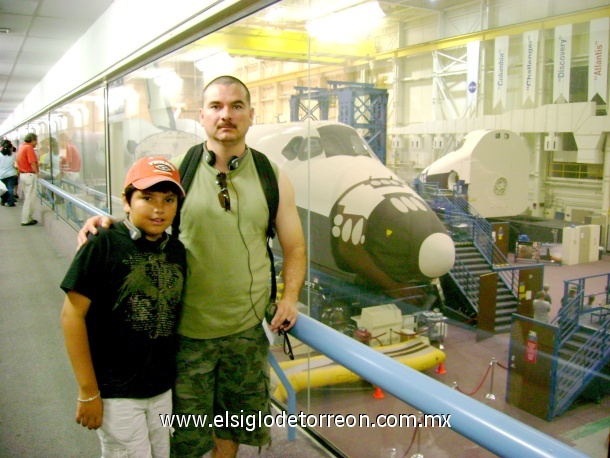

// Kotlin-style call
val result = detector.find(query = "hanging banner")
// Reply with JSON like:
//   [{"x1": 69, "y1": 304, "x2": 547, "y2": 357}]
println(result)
[
  {"x1": 553, "y1": 24, "x2": 572, "y2": 103},
  {"x1": 588, "y1": 18, "x2": 609, "y2": 105},
  {"x1": 467, "y1": 41, "x2": 480, "y2": 107},
  {"x1": 493, "y1": 36, "x2": 509, "y2": 110},
  {"x1": 522, "y1": 30, "x2": 539, "y2": 106}
]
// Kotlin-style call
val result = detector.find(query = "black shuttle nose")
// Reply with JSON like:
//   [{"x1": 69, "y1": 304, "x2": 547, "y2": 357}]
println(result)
[{"x1": 330, "y1": 178, "x2": 455, "y2": 287}]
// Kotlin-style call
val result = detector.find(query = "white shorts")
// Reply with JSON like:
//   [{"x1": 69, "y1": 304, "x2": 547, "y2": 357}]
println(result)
[{"x1": 97, "y1": 389, "x2": 172, "y2": 458}]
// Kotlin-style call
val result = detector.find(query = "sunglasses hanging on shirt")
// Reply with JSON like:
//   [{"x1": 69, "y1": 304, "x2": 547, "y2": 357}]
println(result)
[{"x1": 216, "y1": 172, "x2": 231, "y2": 211}]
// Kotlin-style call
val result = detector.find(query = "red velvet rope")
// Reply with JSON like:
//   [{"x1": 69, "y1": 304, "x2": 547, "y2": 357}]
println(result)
[{"x1": 455, "y1": 363, "x2": 493, "y2": 396}]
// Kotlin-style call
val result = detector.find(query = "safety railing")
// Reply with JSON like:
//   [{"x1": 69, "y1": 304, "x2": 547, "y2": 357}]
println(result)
[
  {"x1": 448, "y1": 255, "x2": 480, "y2": 311},
  {"x1": 552, "y1": 319, "x2": 610, "y2": 416},
  {"x1": 549, "y1": 274, "x2": 610, "y2": 417},
  {"x1": 551, "y1": 291, "x2": 583, "y2": 345},
  {"x1": 37, "y1": 178, "x2": 110, "y2": 218},
  {"x1": 37, "y1": 177, "x2": 124, "y2": 225},
  {"x1": 289, "y1": 314, "x2": 587, "y2": 457}
]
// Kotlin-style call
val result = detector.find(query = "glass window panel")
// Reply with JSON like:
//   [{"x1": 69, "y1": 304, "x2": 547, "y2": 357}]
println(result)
[
  {"x1": 34, "y1": 88, "x2": 107, "y2": 230},
  {"x1": 3, "y1": 1, "x2": 610, "y2": 456}
]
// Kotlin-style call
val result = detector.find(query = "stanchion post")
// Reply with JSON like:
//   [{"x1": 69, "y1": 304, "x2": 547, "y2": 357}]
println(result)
[
  {"x1": 485, "y1": 357, "x2": 497, "y2": 400},
  {"x1": 438, "y1": 317, "x2": 446, "y2": 350},
  {"x1": 410, "y1": 411, "x2": 424, "y2": 458}
]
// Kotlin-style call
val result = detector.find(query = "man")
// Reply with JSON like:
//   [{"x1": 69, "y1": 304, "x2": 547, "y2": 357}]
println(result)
[
  {"x1": 543, "y1": 283, "x2": 552, "y2": 304},
  {"x1": 15, "y1": 132, "x2": 39, "y2": 226},
  {"x1": 79, "y1": 76, "x2": 306, "y2": 457},
  {"x1": 532, "y1": 290, "x2": 551, "y2": 323}
]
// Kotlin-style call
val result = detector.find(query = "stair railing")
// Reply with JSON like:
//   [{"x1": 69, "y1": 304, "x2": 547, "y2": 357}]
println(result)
[
  {"x1": 452, "y1": 211, "x2": 531, "y2": 299},
  {"x1": 449, "y1": 255, "x2": 481, "y2": 312},
  {"x1": 550, "y1": 288, "x2": 583, "y2": 345},
  {"x1": 548, "y1": 277, "x2": 610, "y2": 417},
  {"x1": 421, "y1": 184, "x2": 518, "y2": 268},
  {"x1": 552, "y1": 318, "x2": 610, "y2": 416},
  {"x1": 417, "y1": 182, "x2": 540, "y2": 316}
]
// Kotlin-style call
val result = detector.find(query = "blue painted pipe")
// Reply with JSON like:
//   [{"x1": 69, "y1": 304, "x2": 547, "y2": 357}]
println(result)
[
  {"x1": 268, "y1": 351, "x2": 296, "y2": 441},
  {"x1": 289, "y1": 313, "x2": 587, "y2": 458}
]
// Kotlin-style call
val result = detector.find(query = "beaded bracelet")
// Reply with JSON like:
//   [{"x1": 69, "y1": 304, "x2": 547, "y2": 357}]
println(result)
[{"x1": 78, "y1": 391, "x2": 101, "y2": 403}]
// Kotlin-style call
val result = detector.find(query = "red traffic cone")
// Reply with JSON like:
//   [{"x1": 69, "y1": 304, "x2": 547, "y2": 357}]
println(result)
[
  {"x1": 373, "y1": 386, "x2": 384, "y2": 399},
  {"x1": 435, "y1": 362, "x2": 447, "y2": 374}
]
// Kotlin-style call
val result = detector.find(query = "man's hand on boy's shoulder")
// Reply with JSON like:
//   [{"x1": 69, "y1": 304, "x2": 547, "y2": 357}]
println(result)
[{"x1": 77, "y1": 215, "x2": 116, "y2": 249}]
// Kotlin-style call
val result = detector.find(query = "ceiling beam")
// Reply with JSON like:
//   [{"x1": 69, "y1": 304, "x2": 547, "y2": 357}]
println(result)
[{"x1": 188, "y1": 25, "x2": 376, "y2": 64}]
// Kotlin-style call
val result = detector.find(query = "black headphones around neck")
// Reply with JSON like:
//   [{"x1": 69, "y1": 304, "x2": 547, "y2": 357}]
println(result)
[
  {"x1": 205, "y1": 150, "x2": 240, "y2": 171},
  {"x1": 123, "y1": 219, "x2": 169, "y2": 251}
]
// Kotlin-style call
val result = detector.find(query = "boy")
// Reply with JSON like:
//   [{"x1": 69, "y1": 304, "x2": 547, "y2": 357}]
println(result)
[{"x1": 61, "y1": 156, "x2": 187, "y2": 457}]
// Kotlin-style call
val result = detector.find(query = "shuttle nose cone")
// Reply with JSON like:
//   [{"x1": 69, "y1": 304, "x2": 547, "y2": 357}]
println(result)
[
  {"x1": 330, "y1": 176, "x2": 456, "y2": 286},
  {"x1": 419, "y1": 232, "x2": 455, "y2": 278}
]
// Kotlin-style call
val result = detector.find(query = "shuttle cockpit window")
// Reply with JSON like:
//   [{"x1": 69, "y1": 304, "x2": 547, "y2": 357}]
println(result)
[
  {"x1": 297, "y1": 137, "x2": 323, "y2": 161},
  {"x1": 318, "y1": 125, "x2": 374, "y2": 158},
  {"x1": 282, "y1": 136, "x2": 302, "y2": 161}
]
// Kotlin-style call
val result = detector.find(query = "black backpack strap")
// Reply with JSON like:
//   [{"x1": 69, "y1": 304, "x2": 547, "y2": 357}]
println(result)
[
  {"x1": 172, "y1": 143, "x2": 203, "y2": 236},
  {"x1": 251, "y1": 148, "x2": 280, "y2": 303},
  {"x1": 251, "y1": 148, "x2": 279, "y2": 239}
]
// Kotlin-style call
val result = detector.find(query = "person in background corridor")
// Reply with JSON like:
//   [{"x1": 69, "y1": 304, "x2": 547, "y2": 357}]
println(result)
[
  {"x1": 15, "y1": 133, "x2": 39, "y2": 226},
  {"x1": 0, "y1": 139, "x2": 18, "y2": 207}
]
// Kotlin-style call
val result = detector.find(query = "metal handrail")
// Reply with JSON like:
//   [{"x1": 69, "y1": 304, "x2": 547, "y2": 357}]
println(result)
[
  {"x1": 449, "y1": 255, "x2": 480, "y2": 311},
  {"x1": 289, "y1": 314, "x2": 587, "y2": 457},
  {"x1": 37, "y1": 178, "x2": 111, "y2": 218}
]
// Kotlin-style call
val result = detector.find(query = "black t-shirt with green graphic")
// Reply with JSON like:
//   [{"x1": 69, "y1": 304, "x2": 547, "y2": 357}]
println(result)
[{"x1": 61, "y1": 222, "x2": 186, "y2": 399}]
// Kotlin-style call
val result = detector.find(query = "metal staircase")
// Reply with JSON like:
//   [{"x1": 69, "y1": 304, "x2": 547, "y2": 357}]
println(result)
[
  {"x1": 417, "y1": 183, "x2": 528, "y2": 332},
  {"x1": 452, "y1": 244, "x2": 519, "y2": 332},
  {"x1": 550, "y1": 281, "x2": 610, "y2": 417}
]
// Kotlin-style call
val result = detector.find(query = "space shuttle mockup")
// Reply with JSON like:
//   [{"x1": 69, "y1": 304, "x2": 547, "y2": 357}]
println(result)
[{"x1": 247, "y1": 121, "x2": 455, "y2": 292}]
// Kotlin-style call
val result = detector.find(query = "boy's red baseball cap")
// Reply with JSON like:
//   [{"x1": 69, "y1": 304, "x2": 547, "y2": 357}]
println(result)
[{"x1": 124, "y1": 156, "x2": 185, "y2": 196}]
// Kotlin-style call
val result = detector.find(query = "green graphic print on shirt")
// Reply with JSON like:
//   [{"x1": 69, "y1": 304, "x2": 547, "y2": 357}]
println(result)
[{"x1": 115, "y1": 251, "x2": 184, "y2": 339}]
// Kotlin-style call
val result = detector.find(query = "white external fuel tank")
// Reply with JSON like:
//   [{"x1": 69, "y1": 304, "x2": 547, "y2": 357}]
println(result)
[{"x1": 420, "y1": 130, "x2": 529, "y2": 218}]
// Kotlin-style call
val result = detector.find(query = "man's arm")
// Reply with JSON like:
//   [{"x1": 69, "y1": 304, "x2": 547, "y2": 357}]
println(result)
[
  {"x1": 61, "y1": 291, "x2": 103, "y2": 429},
  {"x1": 270, "y1": 170, "x2": 306, "y2": 332}
]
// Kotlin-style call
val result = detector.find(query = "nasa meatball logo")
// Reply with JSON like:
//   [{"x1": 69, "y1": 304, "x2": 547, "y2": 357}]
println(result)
[
  {"x1": 468, "y1": 81, "x2": 477, "y2": 93},
  {"x1": 494, "y1": 177, "x2": 508, "y2": 195}
]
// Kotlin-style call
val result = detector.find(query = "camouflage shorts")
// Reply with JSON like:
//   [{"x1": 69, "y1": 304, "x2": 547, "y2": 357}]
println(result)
[{"x1": 171, "y1": 325, "x2": 270, "y2": 457}]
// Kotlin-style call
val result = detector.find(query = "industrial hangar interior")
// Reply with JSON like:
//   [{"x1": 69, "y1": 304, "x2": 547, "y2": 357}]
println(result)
[{"x1": 1, "y1": 0, "x2": 610, "y2": 456}]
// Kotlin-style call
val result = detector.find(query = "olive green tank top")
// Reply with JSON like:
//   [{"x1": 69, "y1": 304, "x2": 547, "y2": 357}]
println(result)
[{"x1": 172, "y1": 148, "x2": 278, "y2": 339}]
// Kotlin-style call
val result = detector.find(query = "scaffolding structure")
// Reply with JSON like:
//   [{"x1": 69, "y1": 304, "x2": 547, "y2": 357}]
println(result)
[{"x1": 289, "y1": 81, "x2": 388, "y2": 162}]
